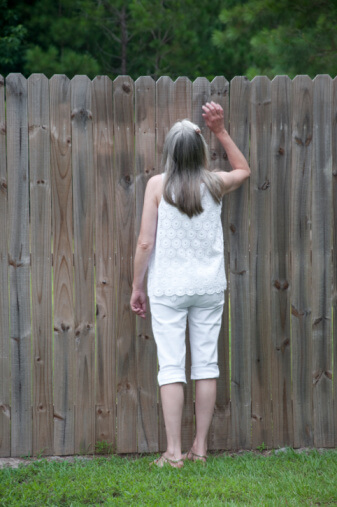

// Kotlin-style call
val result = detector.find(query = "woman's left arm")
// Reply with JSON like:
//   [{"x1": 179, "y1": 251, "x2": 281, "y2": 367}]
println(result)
[{"x1": 130, "y1": 176, "x2": 160, "y2": 318}]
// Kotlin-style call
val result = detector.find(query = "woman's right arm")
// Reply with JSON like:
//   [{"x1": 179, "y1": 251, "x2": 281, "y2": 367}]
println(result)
[{"x1": 202, "y1": 101, "x2": 251, "y2": 193}]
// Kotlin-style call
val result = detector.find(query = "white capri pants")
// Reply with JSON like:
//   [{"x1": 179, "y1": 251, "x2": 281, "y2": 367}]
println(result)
[{"x1": 149, "y1": 291, "x2": 225, "y2": 386}]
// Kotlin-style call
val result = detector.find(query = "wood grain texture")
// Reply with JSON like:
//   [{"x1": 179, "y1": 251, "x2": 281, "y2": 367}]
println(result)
[
  {"x1": 28, "y1": 74, "x2": 53, "y2": 456},
  {"x1": 250, "y1": 76, "x2": 272, "y2": 448},
  {"x1": 6, "y1": 73, "x2": 32, "y2": 457},
  {"x1": 209, "y1": 76, "x2": 231, "y2": 450},
  {"x1": 92, "y1": 76, "x2": 116, "y2": 451},
  {"x1": 113, "y1": 76, "x2": 137, "y2": 453},
  {"x1": 229, "y1": 76, "x2": 251, "y2": 450},
  {"x1": 50, "y1": 75, "x2": 75, "y2": 456},
  {"x1": 333, "y1": 77, "x2": 337, "y2": 446},
  {"x1": 311, "y1": 75, "x2": 333, "y2": 447},
  {"x1": 270, "y1": 76, "x2": 293, "y2": 447},
  {"x1": 290, "y1": 75, "x2": 313, "y2": 447},
  {"x1": 173, "y1": 77, "x2": 194, "y2": 451},
  {"x1": 155, "y1": 76, "x2": 174, "y2": 451},
  {"x1": 0, "y1": 75, "x2": 10, "y2": 457},
  {"x1": 71, "y1": 76, "x2": 95, "y2": 454},
  {"x1": 135, "y1": 76, "x2": 158, "y2": 453}
]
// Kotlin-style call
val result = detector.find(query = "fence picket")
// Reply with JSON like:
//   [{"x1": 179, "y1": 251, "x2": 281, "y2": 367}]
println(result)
[
  {"x1": 135, "y1": 76, "x2": 158, "y2": 452},
  {"x1": 312, "y1": 75, "x2": 334, "y2": 447},
  {"x1": 92, "y1": 76, "x2": 116, "y2": 451},
  {"x1": 71, "y1": 76, "x2": 95, "y2": 454},
  {"x1": 173, "y1": 77, "x2": 194, "y2": 451},
  {"x1": 291, "y1": 75, "x2": 314, "y2": 447},
  {"x1": 28, "y1": 74, "x2": 53, "y2": 456},
  {"x1": 229, "y1": 76, "x2": 251, "y2": 449},
  {"x1": 209, "y1": 76, "x2": 231, "y2": 450},
  {"x1": 333, "y1": 76, "x2": 337, "y2": 446},
  {"x1": 155, "y1": 76, "x2": 174, "y2": 451},
  {"x1": 270, "y1": 76, "x2": 293, "y2": 447},
  {"x1": 50, "y1": 75, "x2": 75, "y2": 455},
  {"x1": 6, "y1": 73, "x2": 32, "y2": 457},
  {"x1": 250, "y1": 76, "x2": 273, "y2": 449},
  {"x1": 113, "y1": 76, "x2": 137, "y2": 453},
  {"x1": 0, "y1": 75, "x2": 10, "y2": 457}
]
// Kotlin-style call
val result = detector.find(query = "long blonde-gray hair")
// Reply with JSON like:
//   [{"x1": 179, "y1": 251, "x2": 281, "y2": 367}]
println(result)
[{"x1": 162, "y1": 119, "x2": 225, "y2": 218}]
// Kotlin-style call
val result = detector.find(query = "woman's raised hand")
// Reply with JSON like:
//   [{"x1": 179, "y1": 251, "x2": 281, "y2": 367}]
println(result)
[{"x1": 202, "y1": 101, "x2": 226, "y2": 136}]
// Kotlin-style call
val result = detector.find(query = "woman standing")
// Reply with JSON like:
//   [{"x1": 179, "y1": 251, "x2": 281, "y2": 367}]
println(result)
[{"x1": 130, "y1": 102, "x2": 250, "y2": 468}]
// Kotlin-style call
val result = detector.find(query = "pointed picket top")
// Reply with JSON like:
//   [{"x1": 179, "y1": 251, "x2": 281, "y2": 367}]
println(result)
[
  {"x1": 92, "y1": 75, "x2": 113, "y2": 85},
  {"x1": 135, "y1": 75, "x2": 155, "y2": 86},
  {"x1": 174, "y1": 75, "x2": 192, "y2": 85},
  {"x1": 313, "y1": 73, "x2": 333, "y2": 82},
  {"x1": 193, "y1": 76, "x2": 210, "y2": 86},
  {"x1": 6, "y1": 73, "x2": 27, "y2": 102},
  {"x1": 28, "y1": 73, "x2": 48, "y2": 82},
  {"x1": 271, "y1": 75, "x2": 292, "y2": 84},
  {"x1": 211, "y1": 76, "x2": 229, "y2": 97},
  {"x1": 230, "y1": 75, "x2": 250, "y2": 85},
  {"x1": 156, "y1": 75, "x2": 174, "y2": 86},
  {"x1": 50, "y1": 74, "x2": 71, "y2": 83}
]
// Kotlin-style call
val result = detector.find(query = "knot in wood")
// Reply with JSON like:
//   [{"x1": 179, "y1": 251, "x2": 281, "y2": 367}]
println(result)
[
  {"x1": 273, "y1": 279, "x2": 289, "y2": 291},
  {"x1": 278, "y1": 147, "x2": 285, "y2": 155},
  {"x1": 258, "y1": 180, "x2": 270, "y2": 191},
  {"x1": 0, "y1": 179, "x2": 7, "y2": 194},
  {"x1": 122, "y1": 83, "x2": 131, "y2": 93},
  {"x1": 211, "y1": 151, "x2": 217, "y2": 160},
  {"x1": 229, "y1": 223, "x2": 236, "y2": 234},
  {"x1": 124, "y1": 174, "x2": 132, "y2": 185},
  {"x1": 71, "y1": 107, "x2": 92, "y2": 123}
]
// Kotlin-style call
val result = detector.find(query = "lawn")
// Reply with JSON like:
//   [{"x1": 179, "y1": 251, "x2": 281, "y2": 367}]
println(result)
[{"x1": 1, "y1": 448, "x2": 337, "y2": 505}]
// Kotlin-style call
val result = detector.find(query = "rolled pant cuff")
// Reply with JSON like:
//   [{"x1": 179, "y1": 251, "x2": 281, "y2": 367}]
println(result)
[
  {"x1": 191, "y1": 364, "x2": 219, "y2": 380},
  {"x1": 158, "y1": 367, "x2": 186, "y2": 387}
]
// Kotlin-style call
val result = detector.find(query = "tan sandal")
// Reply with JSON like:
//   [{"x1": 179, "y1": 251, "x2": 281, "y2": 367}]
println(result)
[
  {"x1": 150, "y1": 454, "x2": 184, "y2": 469},
  {"x1": 185, "y1": 449, "x2": 207, "y2": 463}
]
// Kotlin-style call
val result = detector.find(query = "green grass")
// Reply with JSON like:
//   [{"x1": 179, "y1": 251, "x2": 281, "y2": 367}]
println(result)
[{"x1": 1, "y1": 448, "x2": 337, "y2": 506}]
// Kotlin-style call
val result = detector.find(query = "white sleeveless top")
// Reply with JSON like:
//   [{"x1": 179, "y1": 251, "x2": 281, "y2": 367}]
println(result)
[{"x1": 147, "y1": 177, "x2": 227, "y2": 297}]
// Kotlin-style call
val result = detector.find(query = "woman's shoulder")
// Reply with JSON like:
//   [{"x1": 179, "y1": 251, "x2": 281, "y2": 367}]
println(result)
[{"x1": 146, "y1": 173, "x2": 164, "y2": 205}]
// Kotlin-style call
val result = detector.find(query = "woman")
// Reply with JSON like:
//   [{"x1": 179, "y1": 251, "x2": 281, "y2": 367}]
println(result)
[{"x1": 130, "y1": 101, "x2": 250, "y2": 468}]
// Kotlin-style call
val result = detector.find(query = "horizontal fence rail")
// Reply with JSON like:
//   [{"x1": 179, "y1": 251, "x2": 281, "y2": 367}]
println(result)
[{"x1": 0, "y1": 73, "x2": 336, "y2": 457}]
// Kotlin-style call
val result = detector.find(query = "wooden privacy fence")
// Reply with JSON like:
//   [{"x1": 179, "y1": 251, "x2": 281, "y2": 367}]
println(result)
[{"x1": 0, "y1": 73, "x2": 336, "y2": 458}]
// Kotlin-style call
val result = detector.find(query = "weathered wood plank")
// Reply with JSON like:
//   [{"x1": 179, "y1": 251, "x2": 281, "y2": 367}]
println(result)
[
  {"x1": 291, "y1": 75, "x2": 313, "y2": 448},
  {"x1": 209, "y1": 76, "x2": 231, "y2": 450},
  {"x1": 113, "y1": 76, "x2": 137, "y2": 453},
  {"x1": 92, "y1": 76, "x2": 116, "y2": 452},
  {"x1": 173, "y1": 76, "x2": 194, "y2": 452},
  {"x1": 333, "y1": 76, "x2": 337, "y2": 447},
  {"x1": 50, "y1": 75, "x2": 75, "y2": 456},
  {"x1": 155, "y1": 76, "x2": 174, "y2": 451},
  {"x1": 311, "y1": 75, "x2": 333, "y2": 447},
  {"x1": 250, "y1": 76, "x2": 272, "y2": 449},
  {"x1": 229, "y1": 76, "x2": 251, "y2": 450},
  {"x1": 6, "y1": 73, "x2": 32, "y2": 457},
  {"x1": 135, "y1": 76, "x2": 158, "y2": 453},
  {"x1": 71, "y1": 75, "x2": 95, "y2": 454},
  {"x1": 0, "y1": 75, "x2": 10, "y2": 457},
  {"x1": 270, "y1": 75, "x2": 293, "y2": 447},
  {"x1": 28, "y1": 74, "x2": 53, "y2": 456}
]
